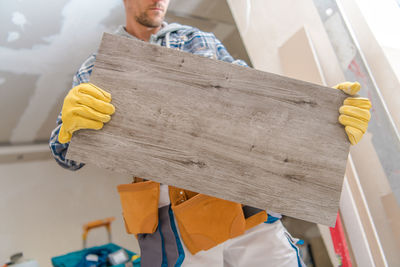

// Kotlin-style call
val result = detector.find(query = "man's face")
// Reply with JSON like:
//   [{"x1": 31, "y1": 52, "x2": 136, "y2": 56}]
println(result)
[{"x1": 124, "y1": 0, "x2": 170, "y2": 28}]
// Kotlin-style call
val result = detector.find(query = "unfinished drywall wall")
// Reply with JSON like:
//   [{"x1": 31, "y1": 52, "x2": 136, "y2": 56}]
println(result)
[
  {"x1": 226, "y1": 0, "x2": 345, "y2": 85},
  {"x1": 0, "y1": 160, "x2": 139, "y2": 266},
  {"x1": 337, "y1": 0, "x2": 400, "y2": 201}
]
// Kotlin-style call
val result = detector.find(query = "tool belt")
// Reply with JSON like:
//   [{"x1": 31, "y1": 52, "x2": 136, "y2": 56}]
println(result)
[{"x1": 117, "y1": 178, "x2": 267, "y2": 254}]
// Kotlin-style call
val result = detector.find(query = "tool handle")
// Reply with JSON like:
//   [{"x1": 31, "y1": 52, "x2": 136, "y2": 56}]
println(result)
[{"x1": 82, "y1": 217, "x2": 115, "y2": 248}]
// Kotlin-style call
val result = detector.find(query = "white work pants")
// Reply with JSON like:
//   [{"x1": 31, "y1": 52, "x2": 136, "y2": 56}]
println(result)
[{"x1": 175, "y1": 216, "x2": 304, "y2": 267}]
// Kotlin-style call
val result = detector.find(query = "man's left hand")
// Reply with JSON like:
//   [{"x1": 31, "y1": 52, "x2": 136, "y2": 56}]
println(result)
[{"x1": 333, "y1": 82, "x2": 372, "y2": 145}]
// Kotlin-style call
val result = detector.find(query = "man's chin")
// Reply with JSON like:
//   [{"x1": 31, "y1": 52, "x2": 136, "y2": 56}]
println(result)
[
  {"x1": 146, "y1": 20, "x2": 162, "y2": 28},
  {"x1": 136, "y1": 15, "x2": 163, "y2": 28},
  {"x1": 148, "y1": 15, "x2": 164, "y2": 26}
]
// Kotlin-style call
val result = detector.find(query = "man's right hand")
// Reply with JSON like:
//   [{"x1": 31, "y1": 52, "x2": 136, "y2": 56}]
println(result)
[{"x1": 58, "y1": 83, "x2": 115, "y2": 144}]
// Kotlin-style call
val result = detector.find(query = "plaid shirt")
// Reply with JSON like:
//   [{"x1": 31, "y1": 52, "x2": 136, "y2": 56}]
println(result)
[{"x1": 49, "y1": 23, "x2": 248, "y2": 170}]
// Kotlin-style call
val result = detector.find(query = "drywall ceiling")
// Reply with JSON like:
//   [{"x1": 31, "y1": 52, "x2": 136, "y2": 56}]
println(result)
[{"x1": 0, "y1": 0, "x2": 250, "y2": 147}]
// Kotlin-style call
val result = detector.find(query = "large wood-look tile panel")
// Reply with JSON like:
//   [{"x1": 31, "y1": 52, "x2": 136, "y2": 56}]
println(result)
[{"x1": 67, "y1": 33, "x2": 349, "y2": 226}]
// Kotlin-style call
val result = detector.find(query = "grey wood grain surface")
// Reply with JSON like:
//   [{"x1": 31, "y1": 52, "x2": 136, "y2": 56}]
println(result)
[{"x1": 67, "y1": 33, "x2": 350, "y2": 226}]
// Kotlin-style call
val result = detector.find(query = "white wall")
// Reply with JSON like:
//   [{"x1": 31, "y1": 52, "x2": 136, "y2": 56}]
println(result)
[
  {"x1": 353, "y1": 0, "x2": 400, "y2": 81},
  {"x1": 226, "y1": 0, "x2": 345, "y2": 85},
  {"x1": 0, "y1": 159, "x2": 139, "y2": 266}
]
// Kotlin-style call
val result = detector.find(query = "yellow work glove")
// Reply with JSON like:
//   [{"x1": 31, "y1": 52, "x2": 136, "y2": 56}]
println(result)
[
  {"x1": 333, "y1": 82, "x2": 372, "y2": 145},
  {"x1": 58, "y1": 83, "x2": 115, "y2": 144}
]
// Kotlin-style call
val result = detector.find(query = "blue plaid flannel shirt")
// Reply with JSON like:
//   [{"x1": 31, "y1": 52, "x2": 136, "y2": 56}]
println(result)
[{"x1": 49, "y1": 23, "x2": 248, "y2": 170}]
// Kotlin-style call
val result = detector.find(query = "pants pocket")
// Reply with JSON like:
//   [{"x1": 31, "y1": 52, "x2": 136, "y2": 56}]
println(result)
[
  {"x1": 172, "y1": 194, "x2": 245, "y2": 254},
  {"x1": 117, "y1": 181, "x2": 159, "y2": 234}
]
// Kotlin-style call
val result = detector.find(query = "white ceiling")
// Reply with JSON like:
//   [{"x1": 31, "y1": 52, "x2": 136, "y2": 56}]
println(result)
[{"x1": 0, "y1": 0, "x2": 250, "y2": 149}]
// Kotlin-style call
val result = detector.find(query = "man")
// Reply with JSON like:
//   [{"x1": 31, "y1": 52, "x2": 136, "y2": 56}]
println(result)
[{"x1": 50, "y1": 0, "x2": 372, "y2": 266}]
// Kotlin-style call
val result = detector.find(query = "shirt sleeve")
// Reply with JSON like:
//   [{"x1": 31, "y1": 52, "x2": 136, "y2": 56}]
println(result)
[
  {"x1": 213, "y1": 36, "x2": 249, "y2": 67},
  {"x1": 49, "y1": 54, "x2": 97, "y2": 171}
]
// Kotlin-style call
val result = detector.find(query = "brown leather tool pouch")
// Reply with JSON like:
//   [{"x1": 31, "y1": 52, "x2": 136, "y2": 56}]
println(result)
[
  {"x1": 117, "y1": 180, "x2": 159, "y2": 235},
  {"x1": 172, "y1": 194, "x2": 246, "y2": 254},
  {"x1": 245, "y1": 210, "x2": 267, "y2": 230}
]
